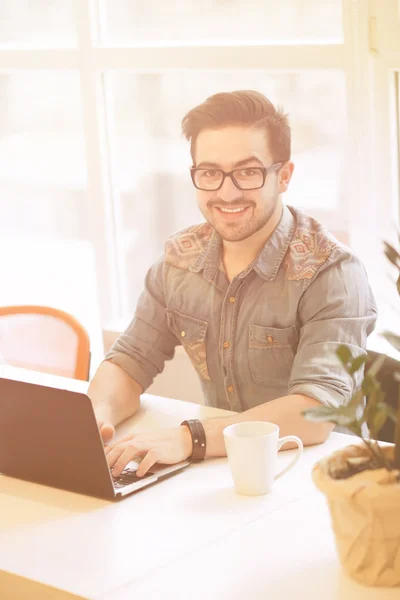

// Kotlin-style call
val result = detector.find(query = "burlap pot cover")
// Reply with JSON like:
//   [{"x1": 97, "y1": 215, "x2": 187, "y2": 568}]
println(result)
[{"x1": 312, "y1": 444, "x2": 400, "y2": 587}]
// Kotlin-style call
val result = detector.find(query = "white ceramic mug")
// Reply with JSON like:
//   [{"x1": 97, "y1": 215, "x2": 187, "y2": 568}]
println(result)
[{"x1": 223, "y1": 421, "x2": 303, "y2": 496}]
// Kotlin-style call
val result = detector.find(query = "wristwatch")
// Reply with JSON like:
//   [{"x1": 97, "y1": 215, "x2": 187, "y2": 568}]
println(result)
[{"x1": 181, "y1": 419, "x2": 207, "y2": 461}]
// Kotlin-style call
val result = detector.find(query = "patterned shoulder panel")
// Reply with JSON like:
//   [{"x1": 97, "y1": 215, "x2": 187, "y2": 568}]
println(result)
[
  {"x1": 283, "y1": 213, "x2": 338, "y2": 281},
  {"x1": 165, "y1": 223, "x2": 213, "y2": 271}
]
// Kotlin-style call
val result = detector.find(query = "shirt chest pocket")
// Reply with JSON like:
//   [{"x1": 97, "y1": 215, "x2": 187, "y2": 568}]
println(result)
[
  {"x1": 248, "y1": 324, "x2": 299, "y2": 386},
  {"x1": 166, "y1": 309, "x2": 211, "y2": 381}
]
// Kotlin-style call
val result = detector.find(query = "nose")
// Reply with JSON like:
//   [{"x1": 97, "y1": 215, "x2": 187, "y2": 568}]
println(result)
[{"x1": 217, "y1": 173, "x2": 242, "y2": 202}]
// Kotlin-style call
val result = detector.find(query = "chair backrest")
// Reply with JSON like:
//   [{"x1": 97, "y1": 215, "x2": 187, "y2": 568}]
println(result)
[{"x1": 0, "y1": 306, "x2": 90, "y2": 381}]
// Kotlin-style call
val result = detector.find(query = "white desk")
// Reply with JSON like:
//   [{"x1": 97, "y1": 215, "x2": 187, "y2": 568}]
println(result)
[{"x1": 0, "y1": 369, "x2": 397, "y2": 600}]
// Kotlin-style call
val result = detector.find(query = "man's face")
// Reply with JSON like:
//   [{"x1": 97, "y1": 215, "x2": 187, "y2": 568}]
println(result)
[{"x1": 193, "y1": 126, "x2": 288, "y2": 243}]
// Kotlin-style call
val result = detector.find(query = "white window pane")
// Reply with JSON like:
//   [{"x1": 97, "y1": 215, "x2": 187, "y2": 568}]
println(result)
[
  {"x1": 0, "y1": 1, "x2": 76, "y2": 47},
  {"x1": 103, "y1": 0, "x2": 343, "y2": 44},
  {"x1": 107, "y1": 70, "x2": 346, "y2": 314},
  {"x1": 0, "y1": 72, "x2": 101, "y2": 367}
]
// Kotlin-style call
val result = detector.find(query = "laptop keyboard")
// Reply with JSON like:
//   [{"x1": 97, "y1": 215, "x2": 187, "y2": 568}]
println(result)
[{"x1": 112, "y1": 468, "x2": 153, "y2": 489}]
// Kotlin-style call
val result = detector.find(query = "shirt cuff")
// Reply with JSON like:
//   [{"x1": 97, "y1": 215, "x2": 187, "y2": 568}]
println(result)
[
  {"x1": 103, "y1": 351, "x2": 151, "y2": 392},
  {"x1": 288, "y1": 383, "x2": 348, "y2": 409}
]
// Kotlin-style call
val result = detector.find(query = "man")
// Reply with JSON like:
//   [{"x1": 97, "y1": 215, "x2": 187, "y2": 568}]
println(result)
[{"x1": 88, "y1": 90, "x2": 377, "y2": 478}]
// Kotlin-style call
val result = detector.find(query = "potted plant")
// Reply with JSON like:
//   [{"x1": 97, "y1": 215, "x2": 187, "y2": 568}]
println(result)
[{"x1": 302, "y1": 240, "x2": 400, "y2": 588}]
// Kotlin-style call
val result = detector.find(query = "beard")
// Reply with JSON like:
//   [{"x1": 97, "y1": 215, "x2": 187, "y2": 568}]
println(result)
[{"x1": 202, "y1": 190, "x2": 280, "y2": 243}]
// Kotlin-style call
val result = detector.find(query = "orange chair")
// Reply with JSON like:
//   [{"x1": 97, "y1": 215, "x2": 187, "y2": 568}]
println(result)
[{"x1": 0, "y1": 305, "x2": 90, "y2": 381}]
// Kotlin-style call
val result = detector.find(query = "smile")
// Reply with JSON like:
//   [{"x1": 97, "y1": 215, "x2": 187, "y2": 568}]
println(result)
[
  {"x1": 219, "y1": 207, "x2": 246, "y2": 213},
  {"x1": 220, "y1": 208, "x2": 244, "y2": 212}
]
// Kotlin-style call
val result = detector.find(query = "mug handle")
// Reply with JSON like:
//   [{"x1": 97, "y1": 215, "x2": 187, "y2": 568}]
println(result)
[{"x1": 274, "y1": 435, "x2": 303, "y2": 481}]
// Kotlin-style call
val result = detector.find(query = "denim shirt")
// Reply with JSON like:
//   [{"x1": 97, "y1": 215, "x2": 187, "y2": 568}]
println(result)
[{"x1": 105, "y1": 204, "x2": 378, "y2": 412}]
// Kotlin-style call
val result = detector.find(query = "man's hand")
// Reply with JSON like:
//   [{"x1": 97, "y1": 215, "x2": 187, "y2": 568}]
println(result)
[
  {"x1": 105, "y1": 426, "x2": 193, "y2": 477},
  {"x1": 97, "y1": 421, "x2": 116, "y2": 445}
]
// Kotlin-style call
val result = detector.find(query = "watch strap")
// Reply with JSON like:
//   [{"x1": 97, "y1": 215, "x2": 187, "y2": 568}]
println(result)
[{"x1": 181, "y1": 419, "x2": 206, "y2": 461}]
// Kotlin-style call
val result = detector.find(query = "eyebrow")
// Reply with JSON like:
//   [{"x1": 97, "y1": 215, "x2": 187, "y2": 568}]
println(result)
[{"x1": 196, "y1": 156, "x2": 264, "y2": 169}]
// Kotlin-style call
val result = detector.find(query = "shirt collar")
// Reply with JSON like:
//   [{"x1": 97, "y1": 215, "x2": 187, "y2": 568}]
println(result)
[
  {"x1": 189, "y1": 203, "x2": 295, "y2": 282},
  {"x1": 189, "y1": 228, "x2": 221, "y2": 281},
  {"x1": 250, "y1": 203, "x2": 295, "y2": 281}
]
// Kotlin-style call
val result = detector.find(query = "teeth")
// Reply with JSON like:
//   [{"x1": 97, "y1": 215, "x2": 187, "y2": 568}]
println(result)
[{"x1": 219, "y1": 207, "x2": 246, "y2": 213}]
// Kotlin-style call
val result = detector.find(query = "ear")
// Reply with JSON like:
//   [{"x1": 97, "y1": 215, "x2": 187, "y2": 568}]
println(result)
[{"x1": 278, "y1": 161, "x2": 295, "y2": 193}]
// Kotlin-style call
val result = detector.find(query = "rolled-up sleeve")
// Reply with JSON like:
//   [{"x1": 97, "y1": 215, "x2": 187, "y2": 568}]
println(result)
[
  {"x1": 288, "y1": 249, "x2": 378, "y2": 408},
  {"x1": 104, "y1": 256, "x2": 179, "y2": 391}
]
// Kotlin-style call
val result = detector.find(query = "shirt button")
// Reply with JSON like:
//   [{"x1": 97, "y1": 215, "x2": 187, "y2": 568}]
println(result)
[
  {"x1": 181, "y1": 331, "x2": 186, "y2": 338},
  {"x1": 223, "y1": 341, "x2": 230, "y2": 349},
  {"x1": 267, "y1": 336, "x2": 274, "y2": 343},
  {"x1": 227, "y1": 385, "x2": 234, "y2": 393},
  {"x1": 229, "y1": 296, "x2": 235, "y2": 303}
]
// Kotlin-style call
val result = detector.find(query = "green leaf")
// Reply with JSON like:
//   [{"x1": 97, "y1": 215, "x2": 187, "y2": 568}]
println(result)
[
  {"x1": 383, "y1": 242, "x2": 400, "y2": 268},
  {"x1": 367, "y1": 392, "x2": 378, "y2": 415},
  {"x1": 382, "y1": 331, "x2": 400, "y2": 353},
  {"x1": 348, "y1": 388, "x2": 364, "y2": 409},
  {"x1": 366, "y1": 353, "x2": 386, "y2": 378},
  {"x1": 362, "y1": 374, "x2": 376, "y2": 395},
  {"x1": 333, "y1": 408, "x2": 360, "y2": 426},
  {"x1": 369, "y1": 388, "x2": 383, "y2": 408},
  {"x1": 369, "y1": 404, "x2": 391, "y2": 436},
  {"x1": 302, "y1": 407, "x2": 338, "y2": 422},
  {"x1": 349, "y1": 354, "x2": 367, "y2": 374},
  {"x1": 303, "y1": 405, "x2": 359, "y2": 427},
  {"x1": 336, "y1": 345, "x2": 352, "y2": 366},
  {"x1": 363, "y1": 397, "x2": 381, "y2": 422},
  {"x1": 365, "y1": 402, "x2": 394, "y2": 437},
  {"x1": 372, "y1": 413, "x2": 387, "y2": 436},
  {"x1": 347, "y1": 422, "x2": 363, "y2": 437},
  {"x1": 364, "y1": 402, "x2": 378, "y2": 427}
]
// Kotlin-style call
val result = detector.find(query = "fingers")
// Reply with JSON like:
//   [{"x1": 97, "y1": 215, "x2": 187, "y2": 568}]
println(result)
[
  {"x1": 104, "y1": 435, "x2": 134, "y2": 456},
  {"x1": 111, "y1": 447, "x2": 142, "y2": 477},
  {"x1": 105, "y1": 436, "x2": 160, "y2": 478},
  {"x1": 97, "y1": 421, "x2": 115, "y2": 445},
  {"x1": 101, "y1": 423, "x2": 115, "y2": 444},
  {"x1": 136, "y1": 448, "x2": 159, "y2": 477},
  {"x1": 106, "y1": 444, "x2": 129, "y2": 474},
  {"x1": 108, "y1": 433, "x2": 134, "y2": 445},
  {"x1": 107, "y1": 442, "x2": 145, "y2": 477}
]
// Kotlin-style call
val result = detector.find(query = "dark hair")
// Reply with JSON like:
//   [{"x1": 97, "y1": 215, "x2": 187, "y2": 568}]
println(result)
[{"x1": 182, "y1": 90, "x2": 291, "y2": 164}]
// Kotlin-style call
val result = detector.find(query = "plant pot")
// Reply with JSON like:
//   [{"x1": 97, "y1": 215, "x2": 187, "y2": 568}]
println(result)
[{"x1": 312, "y1": 444, "x2": 400, "y2": 587}]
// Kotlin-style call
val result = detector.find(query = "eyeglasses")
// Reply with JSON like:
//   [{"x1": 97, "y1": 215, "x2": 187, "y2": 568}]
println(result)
[{"x1": 190, "y1": 162, "x2": 284, "y2": 191}]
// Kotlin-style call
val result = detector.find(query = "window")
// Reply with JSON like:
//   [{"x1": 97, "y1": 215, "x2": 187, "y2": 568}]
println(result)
[
  {"x1": 1, "y1": 0, "x2": 399, "y2": 364},
  {"x1": 103, "y1": 0, "x2": 343, "y2": 45},
  {"x1": 0, "y1": 1, "x2": 76, "y2": 47},
  {"x1": 0, "y1": 70, "x2": 102, "y2": 365}
]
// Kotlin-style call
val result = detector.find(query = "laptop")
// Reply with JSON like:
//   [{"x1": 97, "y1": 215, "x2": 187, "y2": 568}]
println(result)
[{"x1": 0, "y1": 369, "x2": 190, "y2": 500}]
